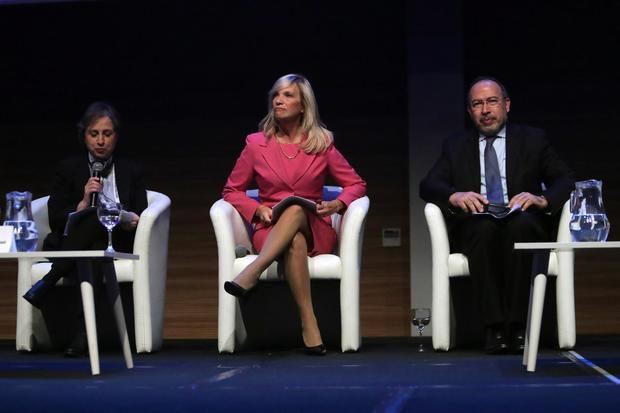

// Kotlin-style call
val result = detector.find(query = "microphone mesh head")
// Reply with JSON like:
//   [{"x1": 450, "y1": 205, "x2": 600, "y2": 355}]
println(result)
[
  {"x1": 91, "y1": 162, "x2": 104, "y2": 176},
  {"x1": 92, "y1": 162, "x2": 104, "y2": 172}
]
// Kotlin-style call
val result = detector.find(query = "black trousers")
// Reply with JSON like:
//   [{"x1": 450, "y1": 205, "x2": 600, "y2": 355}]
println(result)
[{"x1": 451, "y1": 211, "x2": 551, "y2": 328}]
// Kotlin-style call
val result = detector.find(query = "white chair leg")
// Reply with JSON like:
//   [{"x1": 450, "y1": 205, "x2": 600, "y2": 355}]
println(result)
[
  {"x1": 555, "y1": 250, "x2": 576, "y2": 350},
  {"x1": 431, "y1": 271, "x2": 451, "y2": 351},
  {"x1": 526, "y1": 273, "x2": 547, "y2": 372},
  {"x1": 340, "y1": 277, "x2": 360, "y2": 352},
  {"x1": 16, "y1": 258, "x2": 36, "y2": 351}
]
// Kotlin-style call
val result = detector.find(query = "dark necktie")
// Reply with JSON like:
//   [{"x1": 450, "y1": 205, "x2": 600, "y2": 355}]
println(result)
[{"x1": 484, "y1": 136, "x2": 504, "y2": 204}]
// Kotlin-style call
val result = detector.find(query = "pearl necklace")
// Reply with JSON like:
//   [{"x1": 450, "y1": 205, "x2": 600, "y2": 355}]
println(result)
[{"x1": 276, "y1": 137, "x2": 301, "y2": 160}]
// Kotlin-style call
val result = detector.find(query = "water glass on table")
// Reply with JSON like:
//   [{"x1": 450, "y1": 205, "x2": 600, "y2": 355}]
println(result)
[
  {"x1": 96, "y1": 195, "x2": 122, "y2": 253},
  {"x1": 411, "y1": 308, "x2": 431, "y2": 352}
]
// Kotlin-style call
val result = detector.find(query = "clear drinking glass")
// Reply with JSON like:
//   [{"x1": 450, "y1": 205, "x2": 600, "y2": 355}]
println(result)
[
  {"x1": 411, "y1": 308, "x2": 431, "y2": 352},
  {"x1": 96, "y1": 195, "x2": 122, "y2": 253}
]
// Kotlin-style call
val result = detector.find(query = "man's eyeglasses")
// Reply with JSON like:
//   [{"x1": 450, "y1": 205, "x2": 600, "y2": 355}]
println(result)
[{"x1": 470, "y1": 97, "x2": 503, "y2": 110}]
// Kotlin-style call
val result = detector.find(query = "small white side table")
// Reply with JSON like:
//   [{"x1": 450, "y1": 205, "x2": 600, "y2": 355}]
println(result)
[
  {"x1": 1, "y1": 250, "x2": 138, "y2": 375},
  {"x1": 514, "y1": 241, "x2": 620, "y2": 372}
]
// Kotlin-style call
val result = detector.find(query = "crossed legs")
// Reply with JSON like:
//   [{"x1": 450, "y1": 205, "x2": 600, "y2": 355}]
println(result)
[
  {"x1": 229, "y1": 205, "x2": 323, "y2": 347},
  {"x1": 23, "y1": 213, "x2": 108, "y2": 308},
  {"x1": 282, "y1": 232, "x2": 323, "y2": 348}
]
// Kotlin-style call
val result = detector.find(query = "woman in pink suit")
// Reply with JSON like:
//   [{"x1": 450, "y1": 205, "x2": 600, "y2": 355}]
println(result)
[{"x1": 222, "y1": 74, "x2": 366, "y2": 355}]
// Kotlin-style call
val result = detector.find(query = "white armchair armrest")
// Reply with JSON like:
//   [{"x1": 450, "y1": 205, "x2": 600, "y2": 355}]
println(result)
[
  {"x1": 337, "y1": 196, "x2": 369, "y2": 351},
  {"x1": 131, "y1": 190, "x2": 171, "y2": 352}
]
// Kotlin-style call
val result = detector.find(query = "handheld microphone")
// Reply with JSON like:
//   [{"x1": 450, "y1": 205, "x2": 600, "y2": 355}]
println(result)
[{"x1": 90, "y1": 161, "x2": 104, "y2": 207}]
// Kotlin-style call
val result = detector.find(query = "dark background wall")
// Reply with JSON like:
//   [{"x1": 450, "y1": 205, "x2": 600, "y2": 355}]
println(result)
[
  {"x1": 464, "y1": 3, "x2": 620, "y2": 196},
  {"x1": 0, "y1": 0, "x2": 411, "y2": 338},
  {"x1": 0, "y1": 0, "x2": 618, "y2": 340}
]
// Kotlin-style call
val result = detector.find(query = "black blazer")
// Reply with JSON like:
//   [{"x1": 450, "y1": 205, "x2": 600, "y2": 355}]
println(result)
[
  {"x1": 419, "y1": 124, "x2": 574, "y2": 218},
  {"x1": 45, "y1": 155, "x2": 148, "y2": 251}
]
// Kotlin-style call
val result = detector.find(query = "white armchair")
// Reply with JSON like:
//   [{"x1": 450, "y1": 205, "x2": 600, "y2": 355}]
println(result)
[
  {"x1": 210, "y1": 186, "x2": 369, "y2": 353},
  {"x1": 424, "y1": 201, "x2": 575, "y2": 352},
  {"x1": 16, "y1": 190, "x2": 171, "y2": 353}
]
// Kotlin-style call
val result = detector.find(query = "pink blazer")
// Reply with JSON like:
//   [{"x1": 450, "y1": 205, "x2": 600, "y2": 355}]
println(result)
[{"x1": 223, "y1": 132, "x2": 367, "y2": 226}]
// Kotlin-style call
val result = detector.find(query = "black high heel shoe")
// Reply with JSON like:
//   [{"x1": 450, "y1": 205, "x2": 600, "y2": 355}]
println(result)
[
  {"x1": 304, "y1": 343, "x2": 327, "y2": 356},
  {"x1": 224, "y1": 281, "x2": 248, "y2": 297}
]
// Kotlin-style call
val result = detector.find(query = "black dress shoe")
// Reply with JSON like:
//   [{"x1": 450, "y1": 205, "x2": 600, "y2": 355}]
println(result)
[
  {"x1": 224, "y1": 281, "x2": 248, "y2": 297},
  {"x1": 510, "y1": 328, "x2": 526, "y2": 354},
  {"x1": 22, "y1": 279, "x2": 54, "y2": 309},
  {"x1": 485, "y1": 327, "x2": 508, "y2": 355},
  {"x1": 64, "y1": 331, "x2": 88, "y2": 358},
  {"x1": 303, "y1": 343, "x2": 327, "y2": 356}
]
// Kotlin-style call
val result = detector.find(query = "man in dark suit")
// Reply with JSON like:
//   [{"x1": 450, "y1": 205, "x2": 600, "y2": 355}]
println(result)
[
  {"x1": 420, "y1": 77, "x2": 574, "y2": 354},
  {"x1": 22, "y1": 101, "x2": 147, "y2": 356}
]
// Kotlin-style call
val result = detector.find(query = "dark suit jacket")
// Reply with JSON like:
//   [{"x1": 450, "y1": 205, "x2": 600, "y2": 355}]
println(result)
[
  {"x1": 419, "y1": 123, "x2": 574, "y2": 225},
  {"x1": 45, "y1": 154, "x2": 148, "y2": 252}
]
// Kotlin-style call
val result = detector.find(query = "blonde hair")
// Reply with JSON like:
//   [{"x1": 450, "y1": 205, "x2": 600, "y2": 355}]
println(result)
[{"x1": 259, "y1": 74, "x2": 333, "y2": 154}]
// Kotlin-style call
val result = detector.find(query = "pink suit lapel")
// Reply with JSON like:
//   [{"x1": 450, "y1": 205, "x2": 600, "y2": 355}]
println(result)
[{"x1": 259, "y1": 137, "x2": 318, "y2": 189}]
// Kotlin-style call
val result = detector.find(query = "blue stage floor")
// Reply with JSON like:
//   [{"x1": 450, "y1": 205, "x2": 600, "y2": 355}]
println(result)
[{"x1": 0, "y1": 336, "x2": 619, "y2": 412}]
